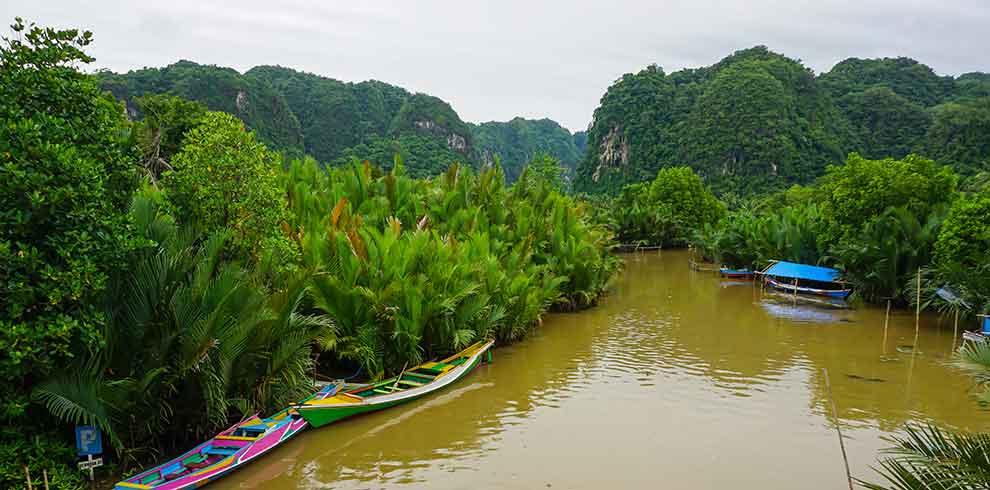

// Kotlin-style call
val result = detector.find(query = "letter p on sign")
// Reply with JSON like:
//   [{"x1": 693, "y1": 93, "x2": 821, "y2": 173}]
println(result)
[{"x1": 75, "y1": 425, "x2": 102, "y2": 456}]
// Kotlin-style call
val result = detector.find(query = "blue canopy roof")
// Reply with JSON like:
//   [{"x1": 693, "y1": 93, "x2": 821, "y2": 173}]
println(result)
[{"x1": 764, "y1": 261, "x2": 842, "y2": 283}]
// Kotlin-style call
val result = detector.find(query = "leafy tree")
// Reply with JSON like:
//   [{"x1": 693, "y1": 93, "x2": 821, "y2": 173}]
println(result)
[
  {"x1": 934, "y1": 193, "x2": 990, "y2": 267},
  {"x1": 517, "y1": 152, "x2": 568, "y2": 193},
  {"x1": 132, "y1": 93, "x2": 207, "y2": 182},
  {"x1": 0, "y1": 16, "x2": 136, "y2": 408},
  {"x1": 817, "y1": 153, "x2": 957, "y2": 244},
  {"x1": 163, "y1": 112, "x2": 293, "y2": 262},
  {"x1": 610, "y1": 167, "x2": 725, "y2": 246},
  {"x1": 0, "y1": 17, "x2": 136, "y2": 490}
]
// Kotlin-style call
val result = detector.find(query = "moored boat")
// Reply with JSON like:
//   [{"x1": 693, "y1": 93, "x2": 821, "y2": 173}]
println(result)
[
  {"x1": 295, "y1": 339, "x2": 494, "y2": 428},
  {"x1": 114, "y1": 407, "x2": 307, "y2": 490},
  {"x1": 719, "y1": 267, "x2": 754, "y2": 279},
  {"x1": 759, "y1": 260, "x2": 852, "y2": 299}
]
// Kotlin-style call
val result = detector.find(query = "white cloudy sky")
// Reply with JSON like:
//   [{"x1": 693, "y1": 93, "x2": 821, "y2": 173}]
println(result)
[{"x1": 3, "y1": 1, "x2": 987, "y2": 131}]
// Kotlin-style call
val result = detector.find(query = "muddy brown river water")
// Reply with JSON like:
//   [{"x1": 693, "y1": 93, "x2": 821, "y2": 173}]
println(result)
[{"x1": 210, "y1": 250, "x2": 988, "y2": 489}]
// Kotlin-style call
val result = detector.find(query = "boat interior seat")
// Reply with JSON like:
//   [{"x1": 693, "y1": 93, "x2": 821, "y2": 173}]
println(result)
[
  {"x1": 140, "y1": 473, "x2": 164, "y2": 485},
  {"x1": 417, "y1": 364, "x2": 451, "y2": 374},
  {"x1": 233, "y1": 423, "x2": 268, "y2": 437},
  {"x1": 182, "y1": 452, "x2": 208, "y2": 466},
  {"x1": 398, "y1": 379, "x2": 423, "y2": 387},
  {"x1": 160, "y1": 462, "x2": 186, "y2": 479},
  {"x1": 204, "y1": 445, "x2": 241, "y2": 456}
]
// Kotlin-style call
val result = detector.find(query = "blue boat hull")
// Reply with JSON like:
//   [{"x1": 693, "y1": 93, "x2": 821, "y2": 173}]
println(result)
[{"x1": 766, "y1": 278, "x2": 851, "y2": 299}]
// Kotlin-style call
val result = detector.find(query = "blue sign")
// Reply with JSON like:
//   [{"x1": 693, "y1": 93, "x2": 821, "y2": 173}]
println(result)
[{"x1": 75, "y1": 425, "x2": 102, "y2": 456}]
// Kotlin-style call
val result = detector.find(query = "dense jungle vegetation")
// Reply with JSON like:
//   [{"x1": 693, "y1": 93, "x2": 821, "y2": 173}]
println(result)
[
  {"x1": 100, "y1": 62, "x2": 581, "y2": 182},
  {"x1": 1, "y1": 20, "x2": 616, "y2": 489},
  {"x1": 5, "y1": 16, "x2": 990, "y2": 490},
  {"x1": 576, "y1": 46, "x2": 990, "y2": 195}
]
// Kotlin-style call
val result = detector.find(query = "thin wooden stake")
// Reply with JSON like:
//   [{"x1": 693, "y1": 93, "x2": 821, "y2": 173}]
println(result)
[
  {"x1": 24, "y1": 465, "x2": 33, "y2": 490},
  {"x1": 913, "y1": 268, "x2": 921, "y2": 352},
  {"x1": 823, "y1": 368, "x2": 854, "y2": 490},
  {"x1": 43, "y1": 469, "x2": 49, "y2": 490},
  {"x1": 882, "y1": 299, "x2": 891, "y2": 356},
  {"x1": 953, "y1": 309, "x2": 959, "y2": 351},
  {"x1": 793, "y1": 277, "x2": 799, "y2": 304}
]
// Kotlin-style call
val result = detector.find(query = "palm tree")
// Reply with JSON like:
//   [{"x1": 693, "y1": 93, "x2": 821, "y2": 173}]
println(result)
[
  {"x1": 859, "y1": 424, "x2": 990, "y2": 490},
  {"x1": 33, "y1": 189, "x2": 335, "y2": 466},
  {"x1": 860, "y1": 341, "x2": 990, "y2": 489}
]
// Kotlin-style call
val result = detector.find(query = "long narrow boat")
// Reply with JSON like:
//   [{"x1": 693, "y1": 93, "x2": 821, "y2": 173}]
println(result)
[
  {"x1": 114, "y1": 408, "x2": 307, "y2": 490},
  {"x1": 719, "y1": 267, "x2": 754, "y2": 279},
  {"x1": 759, "y1": 260, "x2": 853, "y2": 300},
  {"x1": 765, "y1": 277, "x2": 852, "y2": 299},
  {"x1": 295, "y1": 339, "x2": 495, "y2": 428}
]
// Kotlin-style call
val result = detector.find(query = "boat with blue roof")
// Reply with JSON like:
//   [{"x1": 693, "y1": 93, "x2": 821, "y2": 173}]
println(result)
[{"x1": 758, "y1": 260, "x2": 852, "y2": 299}]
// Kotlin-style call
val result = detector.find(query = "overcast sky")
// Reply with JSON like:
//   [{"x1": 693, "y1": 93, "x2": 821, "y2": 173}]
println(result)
[{"x1": 3, "y1": 1, "x2": 988, "y2": 131}]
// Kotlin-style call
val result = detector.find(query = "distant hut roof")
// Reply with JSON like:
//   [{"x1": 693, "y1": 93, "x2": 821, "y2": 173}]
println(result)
[{"x1": 763, "y1": 261, "x2": 842, "y2": 283}]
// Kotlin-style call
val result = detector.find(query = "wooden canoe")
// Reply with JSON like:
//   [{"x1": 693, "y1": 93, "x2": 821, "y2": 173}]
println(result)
[
  {"x1": 113, "y1": 408, "x2": 307, "y2": 490},
  {"x1": 295, "y1": 340, "x2": 494, "y2": 428}
]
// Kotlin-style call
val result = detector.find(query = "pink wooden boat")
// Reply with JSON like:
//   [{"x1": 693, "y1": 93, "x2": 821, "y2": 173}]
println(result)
[{"x1": 114, "y1": 408, "x2": 307, "y2": 490}]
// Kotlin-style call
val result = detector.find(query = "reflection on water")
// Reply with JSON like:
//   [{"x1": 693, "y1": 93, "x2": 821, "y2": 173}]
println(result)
[{"x1": 211, "y1": 250, "x2": 988, "y2": 490}]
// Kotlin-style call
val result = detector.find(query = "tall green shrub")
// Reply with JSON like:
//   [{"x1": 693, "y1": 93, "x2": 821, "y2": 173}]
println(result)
[
  {"x1": 164, "y1": 112, "x2": 294, "y2": 262},
  {"x1": 0, "y1": 17, "x2": 136, "y2": 412}
]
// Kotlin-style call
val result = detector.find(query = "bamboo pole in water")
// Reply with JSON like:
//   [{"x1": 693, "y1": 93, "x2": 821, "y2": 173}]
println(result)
[
  {"x1": 882, "y1": 299, "x2": 891, "y2": 356},
  {"x1": 792, "y1": 278, "x2": 798, "y2": 304},
  {"x1": 823, "y1": 368, "x2": 854, "y2": 490},
  {"x1": 953, "y1": 309, "x2": 959, "y2": 352},
  {"x1": 913, "y1": 268, "x2": 921, "y2": 352}
]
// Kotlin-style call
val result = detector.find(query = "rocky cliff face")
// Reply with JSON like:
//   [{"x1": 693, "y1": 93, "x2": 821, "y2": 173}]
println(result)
[{"x1": 591, "y1": 125, "x2": 629, "y2": 183}]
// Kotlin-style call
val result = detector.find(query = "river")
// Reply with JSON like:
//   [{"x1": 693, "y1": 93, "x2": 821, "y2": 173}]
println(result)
[{"x1": 211, "y1": 250, "x2": 988, "y2": 489}]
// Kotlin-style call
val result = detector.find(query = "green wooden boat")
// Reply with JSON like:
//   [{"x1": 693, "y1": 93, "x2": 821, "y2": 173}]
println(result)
[{"x1": 295, "y1": 340, "x2": 494, "y2": 428}]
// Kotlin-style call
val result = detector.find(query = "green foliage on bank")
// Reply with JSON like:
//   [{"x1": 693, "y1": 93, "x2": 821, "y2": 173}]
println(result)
[
  {"x1": 608, "y1": 167, "x2": 725, "y2": 246},
  {"x1": 682, "y1": 153, "x2": 979, "y2": 306},
  {"x1": 287, "y1": 158, "x2": 617, "y2": 375}
]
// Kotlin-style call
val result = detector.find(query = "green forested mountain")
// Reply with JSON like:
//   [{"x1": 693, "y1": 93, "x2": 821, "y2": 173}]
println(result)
[
  {"x1": 100, "y1": 62, "x2": 582, "y2": 179},
  {"x1": 471, "y1": 118, "x2": 583, "y2": 182},
  {"x1": 100, "y1": 61, "x2": 305, "y2": 155},
  {"x1": 575, "y1": 47, "x2": 990, "y2": 194},
  {"x1": 244, "y1": 65, "x2": 409, "y2": 162}
]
